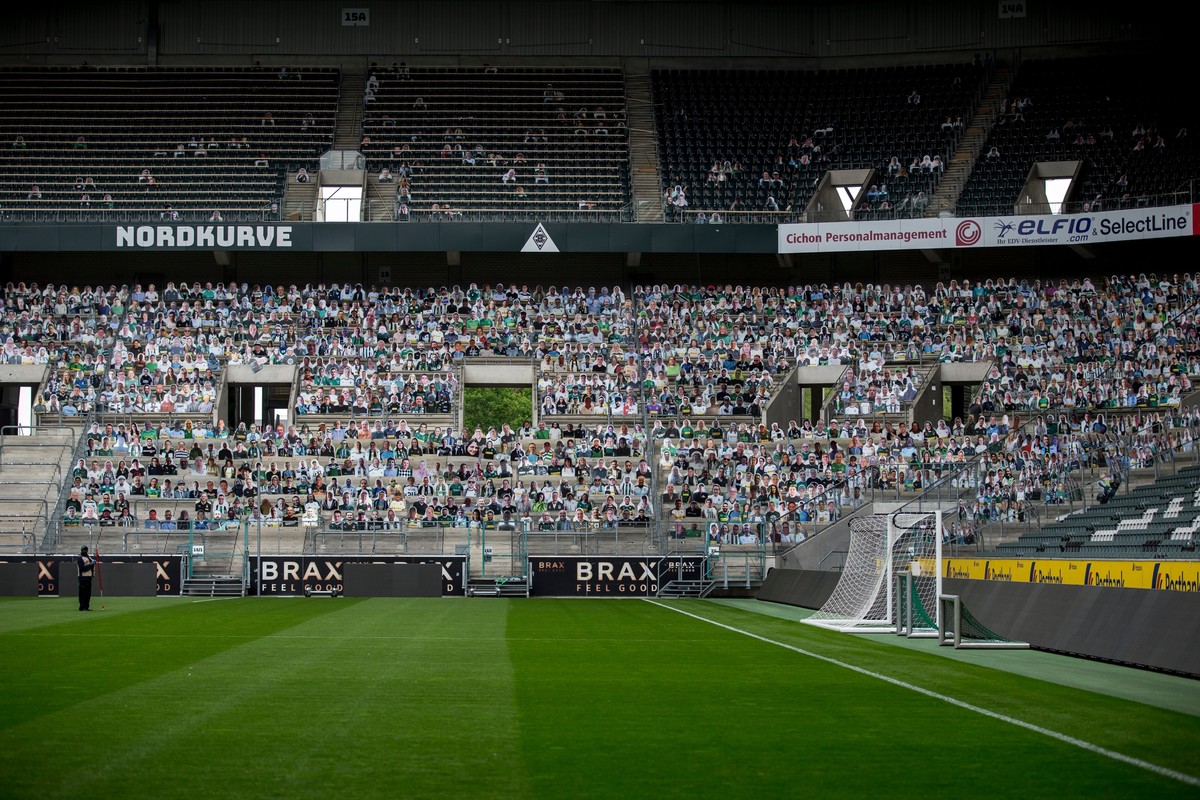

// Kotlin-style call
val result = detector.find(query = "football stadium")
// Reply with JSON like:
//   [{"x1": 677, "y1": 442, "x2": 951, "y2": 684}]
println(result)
[{"x1": 0, "y1": 1, "x2": 1198, "y2": 797}]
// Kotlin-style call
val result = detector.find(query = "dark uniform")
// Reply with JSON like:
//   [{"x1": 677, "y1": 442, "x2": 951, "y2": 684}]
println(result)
[{"x1": 77, "y1": 547, "x2": 95, "y2": 611}]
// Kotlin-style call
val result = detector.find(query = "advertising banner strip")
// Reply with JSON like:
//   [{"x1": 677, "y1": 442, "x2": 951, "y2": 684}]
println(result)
[
  {"x1": 943, "y1": 558, "x2": 1200, "y2": 591},
  {"x1": 778, "y1": 204, "x2": 1195, "y2": 253},
  {"x1": 0, "y1": 556, "x2": 182, "y2": 596},
  {"x1": 253, "y1": 555, "x2": 465, "y2": 597},
  {"x1": 530, "y1": 556, "x2": 706, "y2": 596}
]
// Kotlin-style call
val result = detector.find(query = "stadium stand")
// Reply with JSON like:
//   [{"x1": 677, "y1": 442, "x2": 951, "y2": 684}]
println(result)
[
  {"x1": 59, "y1": 416, "x2": 656, "y2": 536},
  {"x1": 0, "y1": 66, "x2": 337, "y2": 222},
  {"x1": 995, "y1": 463, "x2": 1200, "y2": 558},
  {"x1": 1, "y1": 48, "x2": 1197, "y2": 563},
  {"x1": 956, "y1": 57, "x2": 1198, "y2": 216},
  {"x1": 359, "y1": 66, "x2": 631, "y2": 221},
  {"x1": 652, "y1": 63, "x2": 987, "y2": 222},
  {"x1": 8, "y1": 269, "x2": 1198, "y2": 557}
]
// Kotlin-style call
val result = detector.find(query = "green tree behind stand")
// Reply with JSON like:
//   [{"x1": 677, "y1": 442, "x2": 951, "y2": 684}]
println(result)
[{"x1": 464, "y1": 387, "x2": 533, "y2": 433}]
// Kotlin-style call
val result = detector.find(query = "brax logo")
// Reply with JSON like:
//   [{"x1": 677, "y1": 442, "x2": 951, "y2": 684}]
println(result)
[
  {"x1": 576, "y1": 561, "x2": 656, "y2": 582},
  {"x1": 260, "y1": 560, "x2": 342, "y2": 582}
]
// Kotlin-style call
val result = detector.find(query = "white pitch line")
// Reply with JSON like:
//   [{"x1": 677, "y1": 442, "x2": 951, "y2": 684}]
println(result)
[
  {"x1": 191, "y1": 597, "x2": 240, "y2": 604},
  {"x1": 643, "y1": 598, "x2": 1200, "y2": 788}
]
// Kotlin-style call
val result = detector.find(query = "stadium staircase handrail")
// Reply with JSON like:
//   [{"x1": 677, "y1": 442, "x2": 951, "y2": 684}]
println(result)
[
  {"x1": 628, "y1": 280, "x2": 666, "y2": 554},
  {"x1": 47, "y1": 407, "x2": 97, "y2": 552}
]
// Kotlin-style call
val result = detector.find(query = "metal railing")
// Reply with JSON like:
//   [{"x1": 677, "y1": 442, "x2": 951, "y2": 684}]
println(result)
[
  {"x1": 0, "y1": 208, "x2": 285, "y2": 224},
  {"x1": 0, "y1": 498, "x2": 52, "y2": 550},
  {"x1": 47, "y1": 408, "x2": 97, "y2": 551},
  {"x1": 955, "y1": 186, "x2": 1196, "y2": 218},
  {"x1": 364, "y1": 199, "x2": 633, "y2": 223}
]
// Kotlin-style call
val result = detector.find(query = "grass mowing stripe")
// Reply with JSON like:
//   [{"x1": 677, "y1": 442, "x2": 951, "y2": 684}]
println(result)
[
  {"x1": 644, "y1": 598, "x2": 1200, "y2": 789},
  {"x1": 717, "y1": 597, "x2": 1200, "y2": 717},
  {"x1": 0, "y1": 598, "x2": 351, "y2": 733},
  {"x1": 1, "y1": 598, "x2": 529, "y2": 800},
  {"x1": 508, "y1": 599, "x2": 1186, "y2": 798}
]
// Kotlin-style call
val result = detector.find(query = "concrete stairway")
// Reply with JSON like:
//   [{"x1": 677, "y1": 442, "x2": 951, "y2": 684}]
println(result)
[
  {"x1": 624, "y1": 69, "x2": 664, "y2": 222},
  {"x1": 657, "y1": 579, "x2": 712, "y2": 598},
  {"x1": 365, "y1": 178, "x2": 394, "y2": 221},
  {"x1": 283, "y1": 179, "x2": 318, "y2": 221},
  {"x1": 335, "y1": 73, "x2": 367, "y2": 150},
  {"x1": 928, "y1": 67, "x2": 1012, "y2": 216},
  {"x1": 0, "y1": 428, "x2": 78, "y2": 550}
]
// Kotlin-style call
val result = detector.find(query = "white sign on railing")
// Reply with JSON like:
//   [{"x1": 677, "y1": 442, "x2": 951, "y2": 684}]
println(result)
[
  {"x1": 998, "y1": 1, "x2": 1026, "y2": 18},
  {"x1": 778, "y1": 204, "x2": 1195, "y2": 253},
  {"x1": 342, "y1": 8, "x2": 370, "y2": 26}
]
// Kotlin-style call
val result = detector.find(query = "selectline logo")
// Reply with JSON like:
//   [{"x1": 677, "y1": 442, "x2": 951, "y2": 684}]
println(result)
[{"x1": 955, "y1": 219, "x2": 982, "y2": 246}]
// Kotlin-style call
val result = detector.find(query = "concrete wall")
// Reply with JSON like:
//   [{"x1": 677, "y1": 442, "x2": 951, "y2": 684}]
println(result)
[
  {"x1": 938, "y1": 363, "x2": 991, "y2": 385},
  {"x1": 225, "y1": 365, "x2": 298, "y2": 385},
  {"x1": 2, "y1": 1, "x2": 1172, "y2": 61},
  {"x1": 763, "y1": 368, "x2": 800, "y2": 432},
  {"x1": 463, "y1": 363, "x2": 535, "y2": 385},
  {"x1": 0, "y1": 365, "x2": 49, "y2": 387},
  {"x1": 910, "y1": 371, "x2": 944, "y2": 431},
  {"x1": 754, "y1": 569, "x2": 1200, "y2": 676},
  {"x1": 794, "y1": 366, "x2": 845, "y2": 386},
  {"x1": 757, "y1": 568, "x2": 840, "y2": 610},
  {"x1": 945, "y1": 578, "x2": 1200, "y2": 677}
]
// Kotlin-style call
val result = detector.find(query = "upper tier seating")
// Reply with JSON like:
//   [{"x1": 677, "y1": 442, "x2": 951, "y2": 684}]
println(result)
[
  {"x1": 957, "y1": 57, "x2": 1198, "y2": 216},
  {"x1": 652, "y1": 63, "x2": 987, "y2": 222},
  {"x1": 360, "y1": 66, "x2": 630, "y2": 221},
  {"x1": 0, "y1": 66, "x2": 337, "y2": 222}
]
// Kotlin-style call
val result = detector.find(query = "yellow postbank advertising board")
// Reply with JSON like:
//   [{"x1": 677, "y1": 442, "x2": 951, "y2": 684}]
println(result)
[{"x1": 943, "y1": 559, "x2": 1200, "y2": 591}]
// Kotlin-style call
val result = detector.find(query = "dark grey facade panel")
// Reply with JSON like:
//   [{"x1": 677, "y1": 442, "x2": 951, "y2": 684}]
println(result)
[
  {"x1": 0, "y1": 222, "x2": 780, "y2": 253},
  {"x1": 506, "y1": 1, "x2": 594, "y2": 56},
  {"x1": 108, "y1": 1, "x2": 1175, "y2": 60}
]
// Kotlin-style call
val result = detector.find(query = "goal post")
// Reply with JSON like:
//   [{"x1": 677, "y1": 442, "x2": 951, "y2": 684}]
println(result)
[
  {"x1": 803, "y1": 510, "x2": 943, "y2": 634},
  {"x1": 895, "y1": 570, "x2": 941, "y2": 638},
  {"x1": 937, "y1": 594, "x2": 1029, "y2": 649}
]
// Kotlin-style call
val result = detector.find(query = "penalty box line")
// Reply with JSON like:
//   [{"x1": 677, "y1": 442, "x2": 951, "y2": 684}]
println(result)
[{"x1": 642, "y1": 598, "x2": 1200, "y2": 789}]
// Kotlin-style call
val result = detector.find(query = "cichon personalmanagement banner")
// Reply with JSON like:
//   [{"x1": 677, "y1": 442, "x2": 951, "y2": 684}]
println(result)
[{"x1": 778, "y1": 203, "x2": 1196, "y2": 253}]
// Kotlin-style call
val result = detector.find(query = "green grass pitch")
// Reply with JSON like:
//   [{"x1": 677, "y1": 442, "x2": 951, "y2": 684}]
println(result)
[{"x1": 1, "y1": 596, "x2": 1197, "y2": 799}]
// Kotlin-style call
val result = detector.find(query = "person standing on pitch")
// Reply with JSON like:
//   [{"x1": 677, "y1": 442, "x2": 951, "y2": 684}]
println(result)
[{"x1": 77, "y1": 546, "x2": 96, "y2": 611}]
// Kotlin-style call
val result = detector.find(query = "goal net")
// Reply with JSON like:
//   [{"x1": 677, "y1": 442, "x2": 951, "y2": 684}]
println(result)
[
  {"x1": 938, "y1": 595, "x2": 1029, "y2": 649},
  {"x1": 803, "y1": 511, "x2": 943, "y2": 634}
]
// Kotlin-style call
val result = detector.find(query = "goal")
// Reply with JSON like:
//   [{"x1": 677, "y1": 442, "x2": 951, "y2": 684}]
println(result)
[
  {"x1": 803, "y1": 511, "x2": 943, "y2": 634},
  {"x1": 937, "y1": 594, "x2": 1029, "y2": 649},
  {"x1": 895, "y1": 569, "x2": 940, "y2": 638}
]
